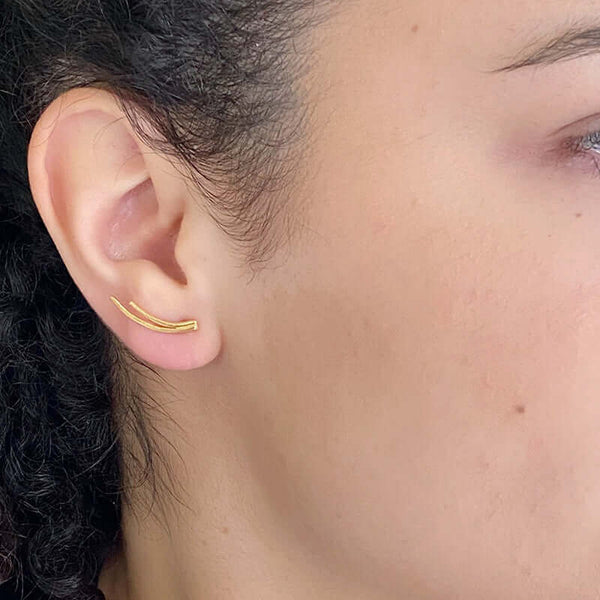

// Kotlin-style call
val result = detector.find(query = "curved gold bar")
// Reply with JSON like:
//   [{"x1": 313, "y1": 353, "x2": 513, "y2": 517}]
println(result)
[{"x1": 109, "y1": 296, "x2": 198, "y2": 333}]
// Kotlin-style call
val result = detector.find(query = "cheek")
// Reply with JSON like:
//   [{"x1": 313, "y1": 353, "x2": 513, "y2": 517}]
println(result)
[
  {"x1": 397, "y1": 220, "x2": 600, "y2": 593},
  {"x1": 243, "y1": 180, "x2": 600, "y2": 596}
]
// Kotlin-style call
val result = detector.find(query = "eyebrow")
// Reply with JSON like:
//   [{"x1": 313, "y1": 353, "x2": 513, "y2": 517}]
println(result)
[{"x1": 495, "y1": 23, "x2": 600, "y2": 71}]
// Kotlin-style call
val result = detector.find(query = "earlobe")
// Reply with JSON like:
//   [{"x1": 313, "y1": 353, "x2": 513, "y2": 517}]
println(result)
[{"x1": 26, "y1": 87, "x2": 222, "y2": 371}]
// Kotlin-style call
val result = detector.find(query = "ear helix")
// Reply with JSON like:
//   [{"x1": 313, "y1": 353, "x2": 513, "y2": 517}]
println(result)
[{"x1": 109, "y1": 295, "x2": 198, "y2": 333}]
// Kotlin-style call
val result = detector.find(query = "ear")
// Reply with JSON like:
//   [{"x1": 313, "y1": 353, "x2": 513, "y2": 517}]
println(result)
[{"x1": 27, "y1": 87, "x2": 222, "y2": 371}]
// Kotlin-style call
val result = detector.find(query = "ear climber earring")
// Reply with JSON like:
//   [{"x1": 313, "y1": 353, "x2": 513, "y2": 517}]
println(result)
[{"x1": 109, "y1": 296, "x2": 198, "y2": 333}]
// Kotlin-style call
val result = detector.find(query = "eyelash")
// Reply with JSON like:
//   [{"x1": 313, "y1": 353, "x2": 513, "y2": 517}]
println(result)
[
  {"x1": 570, "y1": 130, "x2": 600, "y2": 176},
  {"x1": 575, "y1": 130, "x2": 600, "y2": 153}
]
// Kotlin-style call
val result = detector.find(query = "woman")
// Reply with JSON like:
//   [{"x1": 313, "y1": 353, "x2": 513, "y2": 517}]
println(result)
[{"x1": 2, "y1": 0, "x2": 600, "y2": 598}]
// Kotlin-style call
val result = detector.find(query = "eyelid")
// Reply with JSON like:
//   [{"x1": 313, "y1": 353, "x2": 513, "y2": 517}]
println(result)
[
  {"x1": 548, "y1": 112, "x2": 600, "y2": 146},
  {"x1": 539, "y1": 113, "x2": 600, "y2": 164},
  {"x1": 546, "y1": 125, "x2": 600, "y2": 178},
  {"x1": 496, "y1": 111, "x2": 600, "y2": 172}
]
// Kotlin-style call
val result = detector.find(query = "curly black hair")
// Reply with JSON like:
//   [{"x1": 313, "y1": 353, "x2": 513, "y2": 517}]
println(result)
[{"x1": 0, "y1": 1, "x2": 339, "y2": 598}]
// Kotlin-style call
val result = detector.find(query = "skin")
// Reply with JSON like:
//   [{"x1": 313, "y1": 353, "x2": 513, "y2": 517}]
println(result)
[{"x1": 25, "y1": 0, "x2": 600, "y2": 598}]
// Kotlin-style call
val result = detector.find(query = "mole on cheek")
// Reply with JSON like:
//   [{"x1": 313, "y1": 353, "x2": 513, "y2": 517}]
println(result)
[
  {"x1": 514, "y1": 404, "x2": 526, "y2": 414},
  {"x1": 411, "y1": 23, "x2": 419, "y2": 33},
  {"x1": 575, "y1": 213, "x2": 582, "y2": 218}
]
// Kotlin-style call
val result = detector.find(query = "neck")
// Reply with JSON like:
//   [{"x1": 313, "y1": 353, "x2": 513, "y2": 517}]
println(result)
[{"x1": 96, "y1": 390, "x2": 387, "y2": 600}]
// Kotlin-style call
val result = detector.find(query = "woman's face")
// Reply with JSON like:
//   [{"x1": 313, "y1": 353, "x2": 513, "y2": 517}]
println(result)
[{"x1": 218, "y1": 0, "x2": 600, "y2": 597}]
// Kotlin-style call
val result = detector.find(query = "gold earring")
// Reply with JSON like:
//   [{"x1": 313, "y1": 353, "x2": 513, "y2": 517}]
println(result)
[{"x1": 109, "y1": 296, "x2": 198, "y2": 333}]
